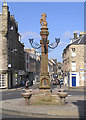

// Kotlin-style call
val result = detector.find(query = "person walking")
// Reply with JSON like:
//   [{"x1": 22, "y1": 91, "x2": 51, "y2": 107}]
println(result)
[
  {"x1": 25, "y1": 80, "x2": 29, "y2": 89},
  {"x1": 59, "y1": 79, "x2": 61, "y2": 88}
]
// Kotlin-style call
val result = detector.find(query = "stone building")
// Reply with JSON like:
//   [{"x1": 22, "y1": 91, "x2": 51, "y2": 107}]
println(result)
[
  {"x1": 48, "y1": 58, "x2": 57, "y2": 81},
  {"x1": 57, "y1": 62, "x2": 63, "y2": 80},
  {"x1": 24, "y1": 48, "x2": 40, "y2": 83},
  {"x1": 0, "y1": 2, "x2": 25, "y2": 88},
  {"x1": 62, "y1": 32, "x2": 86, "y2": 87}
]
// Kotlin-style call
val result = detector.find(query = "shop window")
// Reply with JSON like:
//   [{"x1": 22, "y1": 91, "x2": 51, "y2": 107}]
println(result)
[{"x1": 0, "y1": 74, "x2": 6, "y2": 88}]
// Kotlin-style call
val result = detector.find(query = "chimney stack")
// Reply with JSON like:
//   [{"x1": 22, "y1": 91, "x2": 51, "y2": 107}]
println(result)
[
  {"x1": 79, "y1": 32, "x2": 82, "y2": 37},
  {"x1": 74, "y1": 32, "x2": 77, "y2": 39}
]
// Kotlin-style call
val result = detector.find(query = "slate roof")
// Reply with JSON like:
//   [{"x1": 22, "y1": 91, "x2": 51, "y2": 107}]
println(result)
[
  {"x1": 63, "y1": 34, "x2": 86, "y2": 54},
  {"x1": 71, "y1": 34, "x2": 86, "y2": 45}
]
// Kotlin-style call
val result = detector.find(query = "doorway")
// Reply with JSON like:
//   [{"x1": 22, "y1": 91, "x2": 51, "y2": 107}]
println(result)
[{"x1": 72, "y1": 76, "x2": 76, "y2": 86}]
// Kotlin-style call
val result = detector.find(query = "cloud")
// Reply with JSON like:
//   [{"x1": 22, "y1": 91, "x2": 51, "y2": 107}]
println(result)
[
  {"x1": 61, "y1": 31, "x2": 73, "y2": 40},
  {"x1": 59, "y1": 41, "x2": 67, "y2": 45},
  {"x1": 61, "y1": 30, "x2": 81, "y2": 40},
  {"x1": 21, "y1": 31, "x2": 40, "y2": 42}
]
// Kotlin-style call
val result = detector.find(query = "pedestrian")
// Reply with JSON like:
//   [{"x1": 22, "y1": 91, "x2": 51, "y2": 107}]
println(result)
[
  {"x1": 59, "y1": 80, "x2": 61, "y2": 88},
  {"x1": 50, "y1": 89, "x2": 52, "y2": 93},
  {"x1": 25, "y1": 81, "x2": 28, "y2": 89}
]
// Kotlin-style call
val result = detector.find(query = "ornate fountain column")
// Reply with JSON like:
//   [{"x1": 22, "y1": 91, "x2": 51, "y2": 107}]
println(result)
[
  {"x1": 29, "y1": 13, "x2": 60, "y2": 89},
  {"x1": 39, "y1": 13, "x2": 50, "y2": 89}
]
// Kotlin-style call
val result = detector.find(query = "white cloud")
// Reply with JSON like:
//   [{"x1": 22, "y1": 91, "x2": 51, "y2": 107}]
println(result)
[
  {"x1": 61, "y1": 30, "x2": 81, "y2": 40},
  {"x1": 59, "y1": 41, "x2": 67, "y2": 45},
  {"x1": 21, "y1": 31, "x2": 40, "y2": 42},
  {"x1": 61, "y1": 31, "x2": 73, "y2": 40}
]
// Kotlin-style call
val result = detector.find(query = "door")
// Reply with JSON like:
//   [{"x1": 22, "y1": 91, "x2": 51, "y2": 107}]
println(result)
[{"x1": 72, "y1": 76, "x2": 76, "y2": 86}]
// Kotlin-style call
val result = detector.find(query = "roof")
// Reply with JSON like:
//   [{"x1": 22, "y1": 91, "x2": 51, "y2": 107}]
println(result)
[
  {"x1": 48, "y1": 61, "x2": 53, "y2": 66},
  {"x1": 63, "y1": 34, "x2": 86, "y2": 53},
  {"x1": 71, "y1": 34, "x2": 86, "y2": 45}
]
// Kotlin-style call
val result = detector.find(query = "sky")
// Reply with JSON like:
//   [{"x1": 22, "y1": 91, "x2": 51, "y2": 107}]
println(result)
[{"x1": 0, "y1": 2, "x2": 84, "y2": 62}]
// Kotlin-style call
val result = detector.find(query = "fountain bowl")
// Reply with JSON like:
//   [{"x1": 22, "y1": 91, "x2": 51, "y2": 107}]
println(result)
[
  {"x1": 58, "y1": 89, "x2": 65, "y2": 92},
  {"x1": 21, "y1": 92, "x2": 32, "y2": 99},
  {"x1": 58, "y1": 92, "x2": 68, "y2": 98}
]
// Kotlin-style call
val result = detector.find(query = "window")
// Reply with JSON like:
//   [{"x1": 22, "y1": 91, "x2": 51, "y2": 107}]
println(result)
[
  {"x1": 71, "y1": 61, "x2": 76, "y2": 71},
  {"x1": 72, "y1": 48, "x2": 75, "y2": 51},
  {"x1": 0, "y1": 74, "x2": 6, "y2": 88},
  {"x1": 71, "y1": 48, "x2": 76, "y2": 57}
]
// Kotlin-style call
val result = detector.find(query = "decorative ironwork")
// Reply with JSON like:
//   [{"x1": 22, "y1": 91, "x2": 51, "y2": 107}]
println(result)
[
  {"x1": 29, "y1": 38, "x2": 60, "y2": 53},
  {"x1": 29, "y1": 39, "x2": 41, "y2": 49},
  {"x1": 48, "y1": 38, "x2": 60, "y2": 49}
]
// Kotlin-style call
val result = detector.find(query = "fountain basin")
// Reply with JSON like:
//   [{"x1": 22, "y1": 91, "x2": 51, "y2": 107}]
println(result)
[
  {"x1": 21, "y1": 92, "x2": 32, "y2": 98},
  {"x1": 25, "y1": 89, "x2": 32, "y2": 93},
  {"x1": 58, "y1": 92, "x2": 68, "y2": 98},
  {"x1": 58, "y1": 92, "x2": 68, "y2": 104},
  {"x1": 21, "y1": 92, "x2": 32, "y2": 105},
  {"x1": 58, "y1": 89, "x2": 65, "y2": 92}
]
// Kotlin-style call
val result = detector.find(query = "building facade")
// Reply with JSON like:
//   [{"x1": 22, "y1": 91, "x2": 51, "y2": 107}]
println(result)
[
  {"x1": 57, "y1": 62, "x2": 63, "y2": 80},
  {"x1": 24, "y1": 48, "x2": 40, "y2": 83},
  {"x1": 0, "y1": 2, "x2": 25, "y2": 88},
  {"x1": 48, "y1": 58, "x2": 58, "y2": 81},
  {"x1": 62, "y1": 32, "x2": 86, "y2": 87}
]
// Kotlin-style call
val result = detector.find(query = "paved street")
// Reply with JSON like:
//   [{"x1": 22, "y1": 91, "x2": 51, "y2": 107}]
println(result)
[{"x1": 2, "y1": 89, "x2": 22, "y2": 100}]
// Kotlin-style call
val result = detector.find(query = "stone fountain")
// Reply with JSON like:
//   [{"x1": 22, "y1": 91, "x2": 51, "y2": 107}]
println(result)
[{"x1": 21, "y1": 13, "x2": 68, "y2": 105}]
